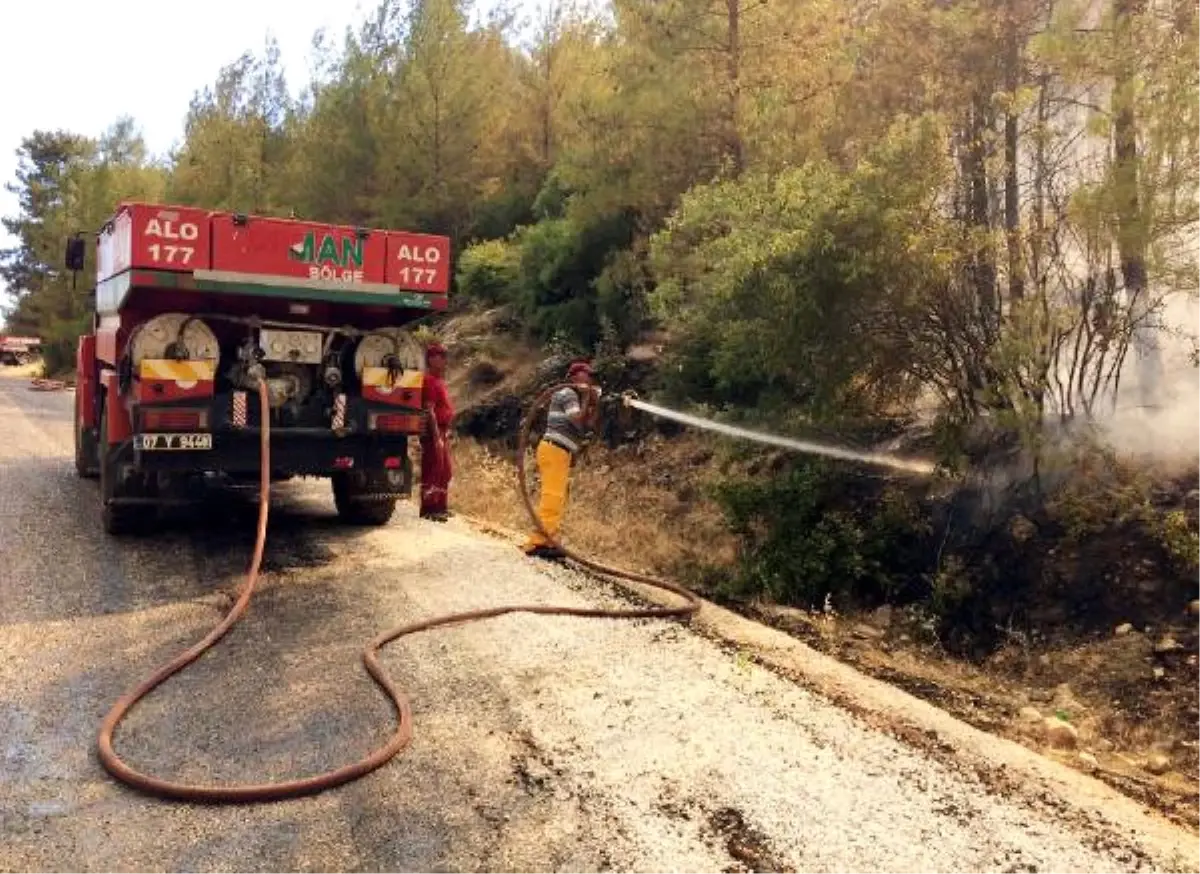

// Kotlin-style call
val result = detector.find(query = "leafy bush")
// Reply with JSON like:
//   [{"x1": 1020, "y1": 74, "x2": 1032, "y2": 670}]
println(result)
[
  {"x1": 456, "y1": 239, "x2": 520, "y2": 305},
  {"x1": 41, "y1": 314, "x2": 91, "y2": 377},
  {"x1": 925, "y1": 444, "x2": 1200, "y2": 654},
  {"x1": 713, "y1": 459, "x2": 934, "y2": 609},
  {"x1": 502, "y1": 210, "x2": 638, "y2": 349},
  {"x1": 1157, "y1": 509, "x2": 1199, "y2": 577},
  {"x1": 459, "y1": 180, "x2": 646, "y2": 350},
  {"x1": 592, "y1": 247, "x2": 650, "y2": 347},
  {"x1": 1045, "y1": 453, "x2": 1152, "y2": 541},
  {"x1": 531, "y1": 170, "x2": 572, "y2": 221},
  {"x1": 467, "y1": 186, "x2": 538, "y2": 242},
  {"x1": 648, "y1": 113, "x2": 952, "y2": 420}
]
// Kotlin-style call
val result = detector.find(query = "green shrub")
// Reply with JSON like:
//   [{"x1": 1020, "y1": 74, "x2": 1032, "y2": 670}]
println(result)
[
  {"x1": 648, "y1": 114, "x2": 950, "y2": 420},
  {"x1": 508, "y1": 211, "x2": 637, "y2": 349},
  {"x1": 713, "y1": 459, "x2": 934, "y2": 609},
  {"x1": 456, "y1": 239, "x2": 520, "y2": 305},
  {"x1": 467, "y1": 186, "x2": 537, "y2": 241},
  {"x1": 1157, "y1": 509, "x2": 1199, "y2": 576},
  {"x1": 41, "y1": 314, "x2": 90, "y2": 377},
  {"x1": 458, "y1": 189, "x2": 643, "y2": 350}
]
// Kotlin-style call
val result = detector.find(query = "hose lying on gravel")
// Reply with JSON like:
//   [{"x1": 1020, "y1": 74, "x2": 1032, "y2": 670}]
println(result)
[
  {"x1": 97, "y1": 380, "x2": 700, "y2": 804},
  {"x1": 28, "y1": 378, "x2": 70, "y2": 391}
]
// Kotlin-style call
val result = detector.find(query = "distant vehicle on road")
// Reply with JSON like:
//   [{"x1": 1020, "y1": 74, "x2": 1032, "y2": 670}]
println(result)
[{"x1": 0, "y1": 335, "x2": 42, "y2": 366}]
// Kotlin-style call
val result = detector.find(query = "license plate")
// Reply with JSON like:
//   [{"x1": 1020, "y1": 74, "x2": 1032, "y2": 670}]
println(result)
[
  {"x1": 134, "y1": 433, "x2": 213, "y2": 451},
  {"x1": 259, "y1": 328, "x2": 323, "y2": 364}
]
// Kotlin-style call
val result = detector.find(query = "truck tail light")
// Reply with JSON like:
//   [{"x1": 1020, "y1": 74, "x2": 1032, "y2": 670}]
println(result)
[
  {"x1": 142, "y1": 408, "x2": 207, "y2": 431},
  {"x1": 383, "y1": 457, "x2": 403, "y2": 469},
  {"x1": 370, "y1": 412, "x2": 422, "y2": 433}
]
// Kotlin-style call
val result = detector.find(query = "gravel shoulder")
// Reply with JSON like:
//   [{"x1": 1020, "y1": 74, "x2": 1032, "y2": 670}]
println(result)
[{"x1": 0, "y1": 372, "x2": 1196, "y2": 873}]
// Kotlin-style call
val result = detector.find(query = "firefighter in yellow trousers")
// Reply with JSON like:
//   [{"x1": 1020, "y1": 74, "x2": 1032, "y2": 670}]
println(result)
[{"x1": 524, "y1": 360, "x2": 601, "y2": 560}]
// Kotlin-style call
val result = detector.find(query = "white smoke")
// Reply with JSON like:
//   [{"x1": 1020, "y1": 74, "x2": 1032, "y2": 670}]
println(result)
[{"x1": 1099, "y1": 293, "x2": 1199, "y2": 470}]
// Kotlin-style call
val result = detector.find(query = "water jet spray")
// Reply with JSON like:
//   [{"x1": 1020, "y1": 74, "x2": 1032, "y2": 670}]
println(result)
[{"x1": 622, "y1": 395, "x2": 937, "y2": 476}]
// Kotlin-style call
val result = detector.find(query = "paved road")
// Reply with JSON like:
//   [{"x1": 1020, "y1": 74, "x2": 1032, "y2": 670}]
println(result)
[{"x1": 0, "y1": 372, "x2": 1195, "y2": 873}]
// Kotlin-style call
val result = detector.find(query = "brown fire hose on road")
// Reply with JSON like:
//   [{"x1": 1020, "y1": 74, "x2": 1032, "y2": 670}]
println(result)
[
  {"x1": 97, "y1": 381, "x2": 700, "y2": 803},
  {"x1": 28, "y1": 378, "x2": 71, "y2": 391}
]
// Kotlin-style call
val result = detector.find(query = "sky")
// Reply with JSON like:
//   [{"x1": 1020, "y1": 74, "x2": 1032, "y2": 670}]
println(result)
[{"x1": 0, "y1": 0, "x2": 373, "y2": 300}]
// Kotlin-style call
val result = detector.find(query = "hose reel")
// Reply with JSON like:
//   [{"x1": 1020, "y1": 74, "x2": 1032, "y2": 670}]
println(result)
[
  {"x1": 129, "y1": 313, "x2": 220, "y2": 366},
  {"x1": 353, "y1": 329, "x2": 425, "y2": 384}
]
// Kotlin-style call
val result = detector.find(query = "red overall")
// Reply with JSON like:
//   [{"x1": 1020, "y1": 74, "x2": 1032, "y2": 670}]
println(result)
[{"x1": 420, "y1": 374, "x2": 454, "y2": 517}]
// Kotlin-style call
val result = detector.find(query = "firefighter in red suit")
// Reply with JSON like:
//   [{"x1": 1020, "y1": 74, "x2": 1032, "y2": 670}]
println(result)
[{"x1": 420, "y1": 342, "x2": 454, "y2": 521}]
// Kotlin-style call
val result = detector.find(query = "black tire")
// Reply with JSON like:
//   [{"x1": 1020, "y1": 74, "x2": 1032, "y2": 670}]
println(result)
[
  {"x1": 99, "y1": 402, "x2": 149, "y2": 536},
  {"x1": 74, "y1": 396, "x2": 99, "y2": 479},
  {"x1": 332, "y1": 473, "x2": 398, "y2": 526}
]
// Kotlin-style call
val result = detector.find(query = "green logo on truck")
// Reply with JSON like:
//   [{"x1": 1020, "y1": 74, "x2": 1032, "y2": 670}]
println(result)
[{"x1": 288, "y1": 231, "x2": 365, "y2": 283}]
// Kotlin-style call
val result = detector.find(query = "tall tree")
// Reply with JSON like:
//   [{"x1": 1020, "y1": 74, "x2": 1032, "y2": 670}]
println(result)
[
  {"x1": 1109, "y1": 0, "x2": 1157, "y2": 403},
  {"x1": 1, "y1": 122, "x2": 165, "y2": 368},
  {"x1": 283, "y1": 33, "x2": 389, "y2": 225},
  {"x1": 168, "y1": 40, "x2": 292, "y2": 213},
  {"x1": 372, "y1": 0, "x2": 496, "y2": 238}
]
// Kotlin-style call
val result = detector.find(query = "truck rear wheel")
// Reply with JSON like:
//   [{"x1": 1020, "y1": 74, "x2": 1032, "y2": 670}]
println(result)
[
  {"x1": 332, "y1": 472, "x2": 398, "y2": 526},
  {"x1": 100, "y1": 403, "x2": 151, "y2": 536}
]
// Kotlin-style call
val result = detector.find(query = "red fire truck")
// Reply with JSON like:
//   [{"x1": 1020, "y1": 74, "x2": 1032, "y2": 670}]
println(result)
[
  {"x1": 71, "y1": 202, "x2": 450, "y2": 535},
  {"x1": 0, "y1": 335, "x2": 42, "y2": 365}
]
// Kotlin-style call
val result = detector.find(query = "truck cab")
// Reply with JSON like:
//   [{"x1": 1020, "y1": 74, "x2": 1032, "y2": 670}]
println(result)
[{"x1": 72, "y1": 202, "x2": 451, "y2": 534}]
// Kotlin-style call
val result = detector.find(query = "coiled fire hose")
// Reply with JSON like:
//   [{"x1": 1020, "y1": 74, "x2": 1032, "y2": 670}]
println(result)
[{"x1": 96, "y1": 381, "x2": 700, "y2": 803}]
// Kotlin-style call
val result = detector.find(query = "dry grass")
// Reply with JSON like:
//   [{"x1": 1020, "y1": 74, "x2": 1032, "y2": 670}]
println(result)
[
  {"x1": 0, "y1": 362, "x2": 44, "y2": 380},
  {"x1": 443, "y1": 441, "x2": 529, "y2": 534},
  {"x1": 447, "y1": 434, "x2": 738, "y2": 578}
]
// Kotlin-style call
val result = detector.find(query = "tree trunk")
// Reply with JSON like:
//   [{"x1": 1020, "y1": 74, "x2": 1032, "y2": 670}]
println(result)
[
  {"x1": 725, "y1": 0, "x2": 745, "y2": 175},
  {"x1": 1004, "y1": 1, "x2": 1024, "y2": 302},
  {"x1": 964, "y1": 93, "x2": 998, "y2": 336},
  {"x1": 538, "y1": 10, "x2": 556, "y2": 168},
  {"x1": 1030, "y1": 72, "x2": 1048, "y2": 295},
  {"x1": 1112, "y1": 0, "x2": 1158, "y2": 406}
]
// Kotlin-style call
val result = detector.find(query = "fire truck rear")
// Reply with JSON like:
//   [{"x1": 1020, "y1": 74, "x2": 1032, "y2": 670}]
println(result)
[{"x1": 71, "y1": 202, "x2": 451, "y2": 535}]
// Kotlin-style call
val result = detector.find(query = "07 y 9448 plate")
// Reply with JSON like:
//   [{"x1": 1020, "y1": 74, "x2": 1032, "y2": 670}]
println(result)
[{"x1": 134, "y1": 433, "x2": 213, "y2": 451}]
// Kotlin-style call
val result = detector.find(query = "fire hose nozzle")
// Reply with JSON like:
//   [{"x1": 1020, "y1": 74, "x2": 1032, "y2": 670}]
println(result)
[{"x1": 620, "y1": 390, "x2": 640, "y2": 406}]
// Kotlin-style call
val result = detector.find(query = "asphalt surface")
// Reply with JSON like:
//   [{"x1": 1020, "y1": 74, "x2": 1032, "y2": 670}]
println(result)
[{"x1": 0, "y1": 371, "x2": 1195, "y2": 873}]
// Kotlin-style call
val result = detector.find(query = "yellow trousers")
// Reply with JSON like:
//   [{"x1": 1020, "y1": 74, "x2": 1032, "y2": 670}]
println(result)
[{"x1": 524, "y1": 440, "x2": 571, "y2": 550}]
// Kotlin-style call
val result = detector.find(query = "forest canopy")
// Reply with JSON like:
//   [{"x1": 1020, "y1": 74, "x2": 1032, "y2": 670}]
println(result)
[{"x1": 2, "y1": 0, "x2": 1196, "y2": 443}]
